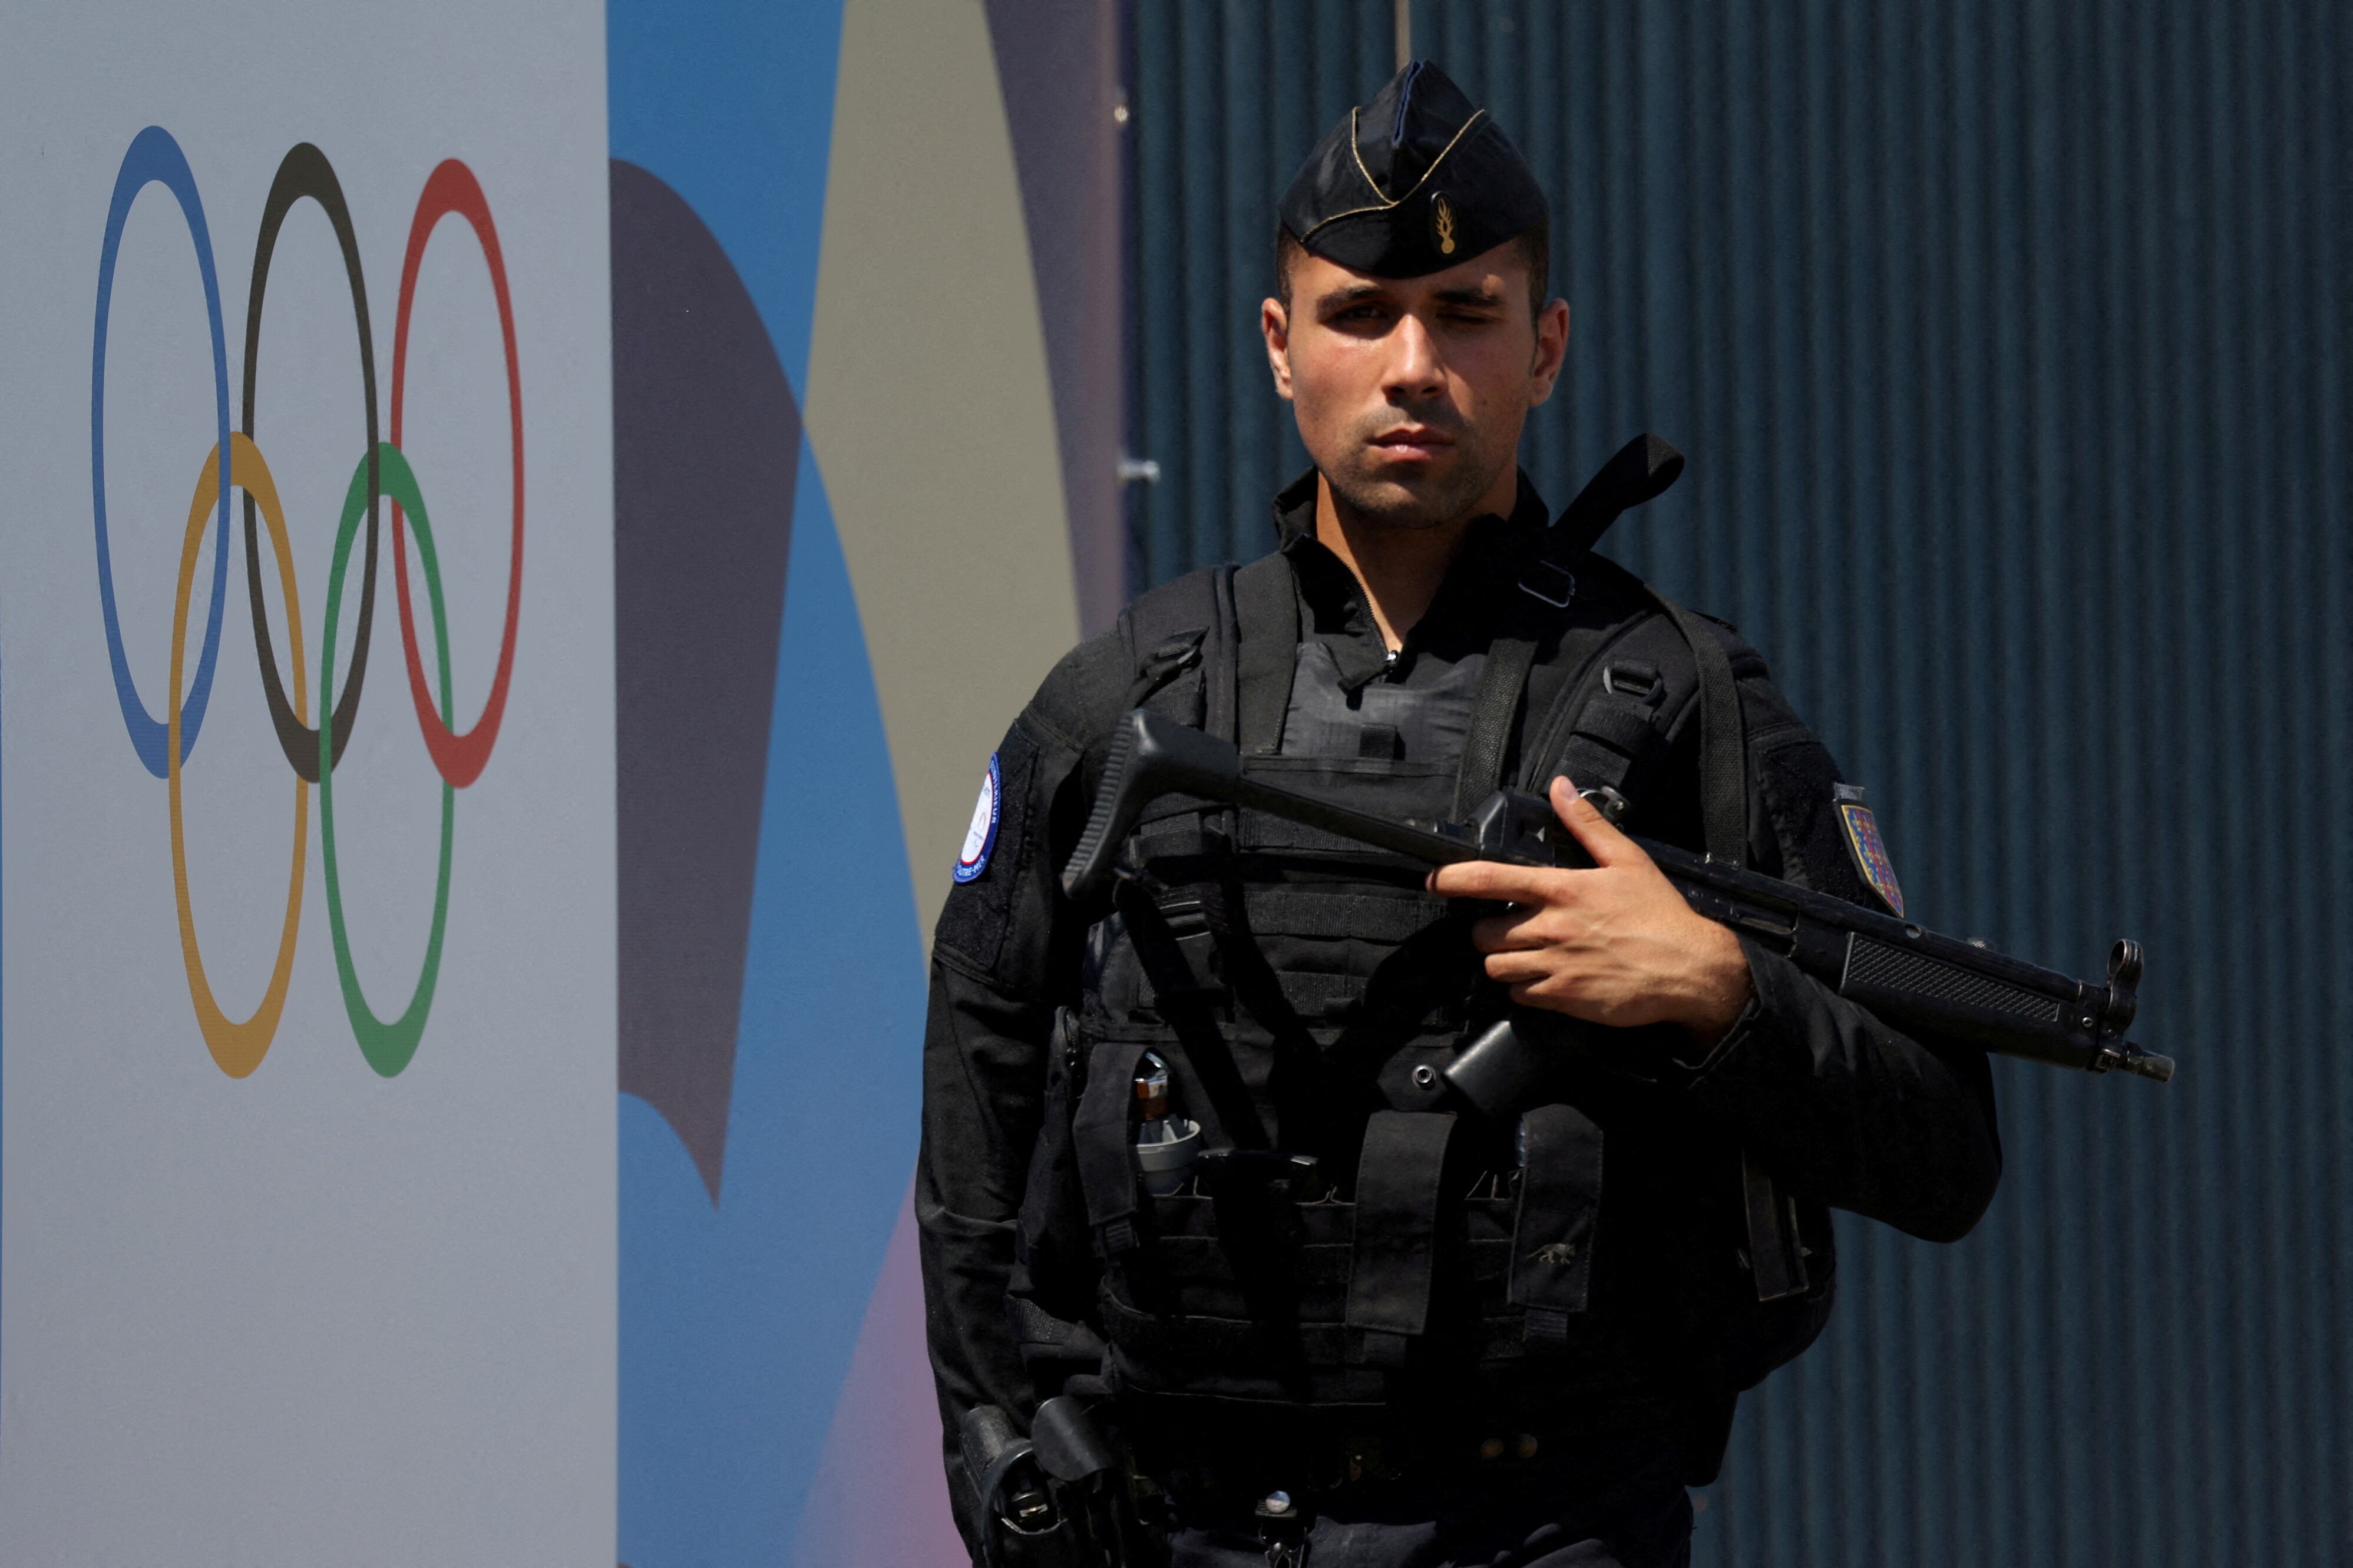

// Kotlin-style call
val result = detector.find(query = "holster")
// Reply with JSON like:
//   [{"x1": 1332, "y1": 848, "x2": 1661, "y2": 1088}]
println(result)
[{"x1": 963, "y1": 1400, "x2": 1167, "y2": 1568}]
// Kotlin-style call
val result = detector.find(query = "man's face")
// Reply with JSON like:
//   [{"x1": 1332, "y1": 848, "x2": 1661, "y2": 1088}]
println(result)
[{"x1": 1263, "y1": 242, "x2": 1569, "y2": 530}]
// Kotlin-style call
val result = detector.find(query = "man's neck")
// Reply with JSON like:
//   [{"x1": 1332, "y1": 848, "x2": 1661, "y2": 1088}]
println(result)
[{"x1": 1314, "y1": 467, "x2": 1518, "y2": 651}]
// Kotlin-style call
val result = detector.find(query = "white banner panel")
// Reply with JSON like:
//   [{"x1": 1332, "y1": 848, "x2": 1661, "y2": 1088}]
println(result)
[{"x1": 0, "y1": 4, "x2": 613, "y2": 1563}]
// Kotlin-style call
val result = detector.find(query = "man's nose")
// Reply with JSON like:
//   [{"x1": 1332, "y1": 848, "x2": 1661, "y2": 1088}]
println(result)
[{"x1": 1382, "y1": 313, "x2": 1446, "y2": 403}]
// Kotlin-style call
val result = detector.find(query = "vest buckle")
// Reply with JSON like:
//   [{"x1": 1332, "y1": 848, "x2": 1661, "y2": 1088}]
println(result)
[
  {"x1": 1155, "y1": 895, "x2": 1222, "y2": 993},
  {"x1": 1518, "y1": 559, "x2": 1577, "y2": 607}
]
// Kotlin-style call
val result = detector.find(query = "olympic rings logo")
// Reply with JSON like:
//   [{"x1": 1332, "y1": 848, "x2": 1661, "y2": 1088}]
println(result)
[{"x1": 92, "y1": 126, "x2": 523, "y2": 1080}]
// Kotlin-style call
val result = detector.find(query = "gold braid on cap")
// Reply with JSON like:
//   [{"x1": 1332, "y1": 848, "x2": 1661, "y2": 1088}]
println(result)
[{"x1": 1296, "y1": 107, "x2": 1490, "y2": 245}]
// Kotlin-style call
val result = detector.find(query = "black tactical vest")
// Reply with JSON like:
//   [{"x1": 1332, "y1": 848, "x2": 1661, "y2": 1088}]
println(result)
[{"x1": 1010, "y1": 545, "x2": 1833, "y2": 1472}]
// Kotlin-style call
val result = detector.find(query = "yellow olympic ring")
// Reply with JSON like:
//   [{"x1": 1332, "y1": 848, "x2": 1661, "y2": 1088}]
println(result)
[{"x1": 168, "y1": 433, "x2": 306, "y2": 1079}]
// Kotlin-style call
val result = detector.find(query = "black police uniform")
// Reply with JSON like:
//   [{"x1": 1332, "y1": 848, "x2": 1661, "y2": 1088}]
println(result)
[{"x1": 918, "y1": 63, "x2": 2001, "y2": 1568}]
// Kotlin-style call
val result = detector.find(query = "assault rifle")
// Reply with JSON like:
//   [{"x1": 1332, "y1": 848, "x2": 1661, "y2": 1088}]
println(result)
[{"x1": 1062, "y1": 710, "x2": 2174, "y2": 1109}]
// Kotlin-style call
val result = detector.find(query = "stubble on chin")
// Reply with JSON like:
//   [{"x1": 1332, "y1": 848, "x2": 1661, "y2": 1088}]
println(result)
[{"x1": 1323, "y1": 442, "x2": 1506, "y2": 532}]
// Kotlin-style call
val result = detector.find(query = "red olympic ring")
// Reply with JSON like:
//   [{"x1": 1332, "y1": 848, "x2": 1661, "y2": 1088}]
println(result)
[{"x1": 389, "y1": 159, "x2": 523, "y2": 790}]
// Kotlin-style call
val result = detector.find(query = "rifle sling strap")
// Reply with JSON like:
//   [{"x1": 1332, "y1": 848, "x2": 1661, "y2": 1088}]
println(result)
[
  {"x1": 1648, "y1": 594, "x2": 1747, "y2": 861},
  {"x1": 1640, "y1": 590, "x2": 1809, "y2": 1304}
]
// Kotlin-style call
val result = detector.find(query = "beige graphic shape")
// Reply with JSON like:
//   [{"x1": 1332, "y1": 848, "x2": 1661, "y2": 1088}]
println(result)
[{"x1": 807, "y1": 0, "x2": 1080, "y2": 952}]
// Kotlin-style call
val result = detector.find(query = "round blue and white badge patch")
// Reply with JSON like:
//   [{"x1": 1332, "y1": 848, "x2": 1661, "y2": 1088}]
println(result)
[{"x1": 954, "y1": 753, "x2": 1003, "y2": 884}]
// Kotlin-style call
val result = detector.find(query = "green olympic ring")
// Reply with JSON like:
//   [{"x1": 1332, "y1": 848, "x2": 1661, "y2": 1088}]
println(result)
[{"x1": 320, "y1": 442, "x2": 454, "y2": 1078}]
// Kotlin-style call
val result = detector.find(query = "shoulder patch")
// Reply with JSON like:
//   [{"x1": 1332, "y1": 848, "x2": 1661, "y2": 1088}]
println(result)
[
  {"x1": 1836, "y1": 792, "x2": 1905, "y2": 916},
  {"x1": 954, "y1": 753, "x2": 1003, "y2": 884}
]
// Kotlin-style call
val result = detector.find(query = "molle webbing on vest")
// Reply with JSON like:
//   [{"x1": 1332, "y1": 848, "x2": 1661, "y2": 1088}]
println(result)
[
  {"x1": 1231, "y1": 889, "x2": 1448, "y2": 943},
  {"x1": 1098, "y1": 1296, "x2": 1535, "y2": 1370}
]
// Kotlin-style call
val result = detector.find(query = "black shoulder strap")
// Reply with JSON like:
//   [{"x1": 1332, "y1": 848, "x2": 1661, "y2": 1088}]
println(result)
[
  {"x1": 1118, "y1": 568, "x2": 1221, "y2": 721},
  {"x1": 1546, "y1": 438, "x2": 1801, "y2": 1309},
  {"x1": 1522, "y1": 431, "x2": 1747, "y2": 844},
  {"x1": 1465, "y1": 433, "x2": 1689, "y2": 820},
  {"x1": 1125, "y1": 557, "x2": 1293, "y2": 753},
  {"x1": 1202, "y1": 564, "x2": 1238, "y2": 742},
  {"x1": 1451, "y1": 633, "x2": 1539, "y2": 820},
  {"x1": 1511, "y1": 575, "x2": 1743, "y2": 849},
  {"x1": 1648, "y1": 594, "x2": 1748, "y2": 861},
  {"x1": 1230, "y1": 555, "x2": 1298, "y2": 755}
]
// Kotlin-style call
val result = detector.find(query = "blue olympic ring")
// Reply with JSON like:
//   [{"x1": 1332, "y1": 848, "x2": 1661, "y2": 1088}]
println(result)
[{"x1": 92, "y1": 124, "x2": 232, "y2": 778}]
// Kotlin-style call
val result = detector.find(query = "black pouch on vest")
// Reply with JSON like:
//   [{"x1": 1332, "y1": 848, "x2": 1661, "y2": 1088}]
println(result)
[
  {"x1": 1509, "y1": 1104, "x2": 1604, "y2": 1352},
  {"x1": 1073, "y1": 1039, "x2": 1152, "y2": 1258},
  {"x1": 1344, "y1": 1110, "x2": 1458, "y2": 1368},
  {"x1": 1014, "y1": 1010, "x2": 1099, "y2": 1318}
]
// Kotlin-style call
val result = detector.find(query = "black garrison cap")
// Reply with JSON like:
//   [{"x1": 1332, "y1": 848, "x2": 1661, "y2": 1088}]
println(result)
[{"x1": 1278, "y1": 60, "x2": 1549, "y2": 279}]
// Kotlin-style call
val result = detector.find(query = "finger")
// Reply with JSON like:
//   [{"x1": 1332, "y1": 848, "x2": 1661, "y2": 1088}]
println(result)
[
  {"x1": 1429, "y1": 858, "x2": 1567, "y2": 904},
  {"x1": 1484, "y1": 950, "x2": 1558, "y2": 986},
  {"x1": 1470, "y1": 912, "x2": 1548, "y2": 952},
  {"x1": 1549, "y1": 776, "x2": 1646, "y2": 870},
  {"x1": 1506, "y1": 977, "x2": 1587, "y2": 1010}
]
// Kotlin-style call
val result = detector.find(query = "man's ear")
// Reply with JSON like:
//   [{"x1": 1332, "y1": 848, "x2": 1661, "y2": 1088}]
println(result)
[
  {"x1": 1527, "y1": 298, "x2": 1570, "y2": 406},
  {"x1": 1261, "y1": 297, "x2": 1296, "y2": 402}
]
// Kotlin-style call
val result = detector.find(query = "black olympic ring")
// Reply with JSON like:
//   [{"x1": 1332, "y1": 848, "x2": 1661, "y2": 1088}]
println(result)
[{"x1": 240, "y1": 141, "x2": 379, "y2": 784}]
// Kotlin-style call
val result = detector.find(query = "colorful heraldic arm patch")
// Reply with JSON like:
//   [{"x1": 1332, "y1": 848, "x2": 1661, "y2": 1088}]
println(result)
[
  {"x1": 954, "y1": 753, "x2": 1003, "y2": 884},
  {"x1": 1838, "y1": 802, "x2": 1906, "y2": 917}
]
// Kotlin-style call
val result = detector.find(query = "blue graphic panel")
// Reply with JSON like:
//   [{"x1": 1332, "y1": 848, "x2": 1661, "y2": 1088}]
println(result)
[
  {"x1": 612, "y1": 12, "x2": 944, "y2": 1561},
  {"x1": 607, "y1": 0, "x2": 847, "y2": 399},
  {"x1": 617, "y1": 444, "x2": 923, "y2": 1564}
]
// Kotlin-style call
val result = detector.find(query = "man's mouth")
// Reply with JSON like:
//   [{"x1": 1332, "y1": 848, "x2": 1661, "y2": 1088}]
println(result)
[{"x1": 1369, "y1": 426, "x2": 1455, "y2": 461}]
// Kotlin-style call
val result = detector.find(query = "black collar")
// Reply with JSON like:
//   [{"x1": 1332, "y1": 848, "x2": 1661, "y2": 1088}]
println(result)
[{"x1": 1270, "y1": 468, "x2": 1554, "y2": 690}]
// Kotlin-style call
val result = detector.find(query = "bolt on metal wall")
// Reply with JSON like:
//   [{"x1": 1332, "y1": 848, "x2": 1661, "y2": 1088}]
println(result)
[{"x1": 1126, "y1": 2, "x2": 2352, "y2": 1562}]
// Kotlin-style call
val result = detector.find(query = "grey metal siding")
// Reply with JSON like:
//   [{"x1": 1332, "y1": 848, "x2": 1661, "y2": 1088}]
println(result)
[{"x1": 1126, "y1": 3, "x2": 2352, "y2": 1563}]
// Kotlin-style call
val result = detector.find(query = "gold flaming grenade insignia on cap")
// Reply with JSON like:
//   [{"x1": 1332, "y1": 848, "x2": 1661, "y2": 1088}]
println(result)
[{"x1": 1432, "y1": 191, "x2": 1458, "y2": 254}]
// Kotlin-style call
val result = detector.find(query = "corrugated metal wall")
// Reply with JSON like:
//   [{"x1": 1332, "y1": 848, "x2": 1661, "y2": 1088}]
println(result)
[{"x1": 1125, "y1": 3, "x2": 2352, "y2": 1563}]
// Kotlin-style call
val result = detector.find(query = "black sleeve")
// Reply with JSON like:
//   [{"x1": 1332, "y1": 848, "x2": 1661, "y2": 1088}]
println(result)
[
  {"x1": 916, "y1": 633, "x2": 1125, "y2": 1554},
  {"x1": 1665, "y1": 652, "x2": 2005, "y2": 1245}
]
